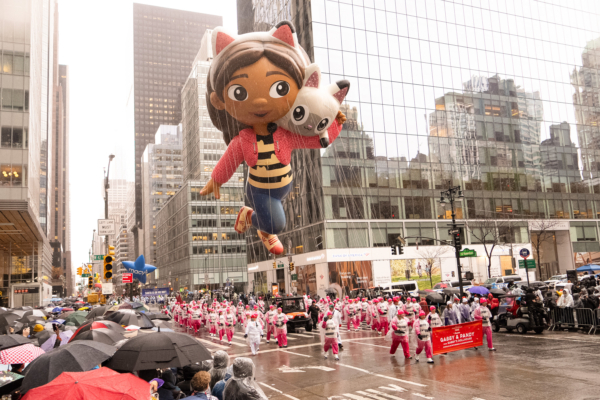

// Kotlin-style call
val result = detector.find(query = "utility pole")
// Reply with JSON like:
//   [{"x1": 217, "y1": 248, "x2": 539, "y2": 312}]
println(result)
[{"x1": 439, "y1": 182, "x2": 465, "y2": 297}]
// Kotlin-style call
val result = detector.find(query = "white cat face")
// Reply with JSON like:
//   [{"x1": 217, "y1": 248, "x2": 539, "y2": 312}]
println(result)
[{"x1": 277, "y1": 64, "x2": 349, "y2": 146}]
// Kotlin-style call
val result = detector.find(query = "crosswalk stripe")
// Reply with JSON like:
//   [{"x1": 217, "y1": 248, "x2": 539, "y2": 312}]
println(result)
[
  {"x1": 196, "y1": 338, "x2": 230, "y2": 350},
  {"x1": 343, "y1": 393, "x2": 370, "y2": 400},
  {"x1": 379, "y1": 385, "x2": 407, "y2": 393},
  {"x1": 357, "y1": 390, "x2": 398, "y2": 400},
  {"x1": 279, "y1": 349, "x2": 311, "y2": 357},
  {"x1": 366, "y1": 389, "x2": 406, "y2": 400}
]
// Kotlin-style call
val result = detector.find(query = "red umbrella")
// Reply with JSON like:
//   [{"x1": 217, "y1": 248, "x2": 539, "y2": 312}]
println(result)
[
  {"x1": 0, "y1": 343, "x2": 45, "y2": 364},
  {"x1": 61, "y1": 307, "x2": 74, "y2": 311},
  {"x1": 74, "y1": 301, "x2": 84, "y2": 304},
  {"x1": 22, "y1": 367, "x2": 149, "y2": 400}
]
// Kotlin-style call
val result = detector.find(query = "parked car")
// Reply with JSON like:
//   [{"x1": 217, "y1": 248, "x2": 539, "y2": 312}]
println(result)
[
  {"x1": 433, "y1": 281, "x2": 472, "y2": 293},
  {"x1": 521, "y1": 281, "x2": 549, "y2": 293},
  {"x1": 483, "y1": 275, "x2": 522, "y2": 289},
  {"x1": 380, "y1": 281, "x2": 420, "y2": 297}
]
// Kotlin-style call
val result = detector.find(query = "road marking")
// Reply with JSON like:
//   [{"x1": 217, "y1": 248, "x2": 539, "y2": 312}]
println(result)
[
  {"x1": 413, "y1": 393, "x2": 434, "y2": 399},
  {"x1": 279, "y1": 350, "x2": 312, "y2": 357},
  {"x1": 379, "y1": 385, "x2": 407, "y2": 393},
  {"x1": 343, "y1": 393, "x2": 372, "y2": 400},
  {"x1": 356, "y1": 390, "x2": 391, "y2": 400},
  {"x1": 196, "y1": 338, "x2": 230, "y2": 350},
  {"x1": 284, "y1": 395, "x2": 300, "y2": 400},
  {"x1": 366, "y1": 389, "x2": 406, "y2": 400},
  {"x1": 278, "y1": 365, "x2": 336, "y2": 372},
  {"x1": 337, "y1": 364, "x2": 427, "y2": 388},
  {"x1": 259, "y1": 382, "x2": 282, "y2": 393}
]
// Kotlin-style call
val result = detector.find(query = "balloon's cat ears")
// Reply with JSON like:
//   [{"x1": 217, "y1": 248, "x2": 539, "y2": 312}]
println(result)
[{"x1": 212, "y1": 20, "x2": 299, "y2": 57}]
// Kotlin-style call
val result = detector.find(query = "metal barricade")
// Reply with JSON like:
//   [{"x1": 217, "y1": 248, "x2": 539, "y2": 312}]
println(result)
[{"x1": 549, "y1": 307, "x2": 597, "y2": 335}]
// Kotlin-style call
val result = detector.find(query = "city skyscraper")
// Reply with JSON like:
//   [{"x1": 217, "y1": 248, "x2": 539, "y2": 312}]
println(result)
[
  {"x1": 0, "y1": 0, "x2": 56, "y2": 306},
  {"x1": 237, "y1": 0, "x2": 600, "y2": 295},
  {"x1": 132, "y1": 3, "x2": 222, "y2": 248},
  {"x1": 50, "y1": 4, "x2": 71, "y2": 297}
]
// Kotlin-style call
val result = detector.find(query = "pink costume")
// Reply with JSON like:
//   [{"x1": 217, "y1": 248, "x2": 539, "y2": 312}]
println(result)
[
  {"x1": 218, "y1": 312, "x2": 226, "y2": 341},
  {"x1": 414, "y1": 314, "x2": 433, "y2": 361},
  {"x1": 474, "y1": 300, "x2": 495, "y2": 350},
  {"x1": 190, "y1": 308, "x2": 202, "y2": 333},
  {"x1": 266, "y1": 307, "x2": 277, "y2": 342},
  {"x1": 322, "y1": 313, "x2": 339, "y2": 359},
  {"x1": 225, "y1": 311, "x2": 235, "y2": 343},
  {"x1": 273, "y1": 309, "x2": 288, "y2": 348},
  {"x1": 390, "y1": 311, "x2": 411, "y2": 358},
  {"x1": 208, "y1": 310, "x2": 218, "y2": 336},
  {"x1": 377, "y1": 301, "x2": 389, "y2": 335}
]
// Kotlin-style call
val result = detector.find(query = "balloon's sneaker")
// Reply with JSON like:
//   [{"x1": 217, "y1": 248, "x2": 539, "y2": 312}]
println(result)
[
  {"x1": 258, "y1": 230, "x2": 284, "y2": 255},
  {"x1": 234, "y1": 206, "x2": 253, "y2": 233}
]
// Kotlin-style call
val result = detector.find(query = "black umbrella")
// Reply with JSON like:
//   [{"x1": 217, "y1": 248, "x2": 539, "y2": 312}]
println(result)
[
  {"x1": 70, "y1": 328, "x2": 126, "y2": 345},
  {"x1": 85, "y1": 306, "x2": 107, "y2": 320},
  {"x1": 442, "y1": 288, "x2": 460, "y2": 296},
  {"x1": 31, "y1": 330, "x2": 52, "y2": 347},
  {"x1": 0, "y1": 313, "x2": 23, "y2": 333},
  {"x1": 0, "y1": 334, "x2": 33, "y2": 350},
  {"x1": 426, "y1": 292, "x2": 444, "y2": 304},
  {"x1": 17, "y1": 315, "x2": 45, "y2": 328},
  {"x1": 104, "y1": 311, "x2": 154, "y2": 329},
  {"x1": 105, "y1": 331, "x2": 211, "y2": 371},
  {"x1": 20, "y1": 341, "x2": 117, "y2": 393},
  {"x1": 145, "y1": 312, "x2": 171, "y2": 321},
  {"x1": 490, "y1": 289, "x2": 507, "y2": 297}
]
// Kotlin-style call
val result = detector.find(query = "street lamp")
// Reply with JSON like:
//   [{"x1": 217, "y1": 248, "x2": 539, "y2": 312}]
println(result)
[{"x1": 439, "y1": 182, "x2": 465, "y2": 297}]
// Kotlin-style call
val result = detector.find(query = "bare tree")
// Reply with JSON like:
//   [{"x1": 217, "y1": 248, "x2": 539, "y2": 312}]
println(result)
[
  {"x1": 416, "y1": 245, "x2": 452, "y2": 289},
  {"x1": 466, "y1": 217, "x2": 510, "y2": 279},
  {"x1": 529, "y1": 219, "x2": 565, "y2": 280}
]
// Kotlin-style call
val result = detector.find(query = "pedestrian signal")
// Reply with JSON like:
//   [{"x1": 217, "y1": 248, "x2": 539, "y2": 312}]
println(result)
[{"x1": 103, "y1": 246, "x2": 115, "y2": 280}]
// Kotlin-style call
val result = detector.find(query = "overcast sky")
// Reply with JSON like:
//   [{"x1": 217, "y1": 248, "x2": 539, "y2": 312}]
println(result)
[{"x1": 59, "y1": 0, "x2": 237, "y2": 268}]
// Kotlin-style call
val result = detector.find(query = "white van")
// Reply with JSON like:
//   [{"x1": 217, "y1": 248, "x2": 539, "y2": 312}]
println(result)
[
  {"x1": 381, "y1": 281, "x2": 419, "y2": 297},
  {"x1": 484, "y1": 275, "x2": 522, "y2": 289}
]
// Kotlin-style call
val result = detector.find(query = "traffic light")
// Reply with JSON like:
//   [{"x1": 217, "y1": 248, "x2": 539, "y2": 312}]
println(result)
[
  {"x1": 103, "y1": 246, "x2": 115, "y2": 280},
  {"x1": 88, "y1": 276, "x2": 93, "y2": 289},
  {"x1": 453, "y1": 233, "x2": 462, "y2": 250},
  {"x1": 391, "y1": 246, "x2": 397, "y2": 255},
  {"x1": 399, "y1": 243, "x2": 404, "y2": 255},
  {"x1": 289, "y1": 262, "x2": 294, "y2": 272},
  {"x1": 273, "y1": 260, "x2": 276, "y2": 269},
  {"x1": 77, "y1": 267, "x2": 82, "y2": 276}
]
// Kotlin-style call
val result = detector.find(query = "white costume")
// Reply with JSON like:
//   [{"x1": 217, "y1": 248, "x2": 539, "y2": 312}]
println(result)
[{"x1": 245, "y1": 319, "x2": 263, "y2": 355}]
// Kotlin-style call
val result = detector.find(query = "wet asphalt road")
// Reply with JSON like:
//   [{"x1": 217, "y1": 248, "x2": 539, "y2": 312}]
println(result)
[{"x1": 174, "y1": 321, "x2": 600, "y2": 400}]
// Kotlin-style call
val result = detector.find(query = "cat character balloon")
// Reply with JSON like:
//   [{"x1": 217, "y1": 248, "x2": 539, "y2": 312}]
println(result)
[{"x1": 276, "y1": 63, "x2": 350, "y2": 148}]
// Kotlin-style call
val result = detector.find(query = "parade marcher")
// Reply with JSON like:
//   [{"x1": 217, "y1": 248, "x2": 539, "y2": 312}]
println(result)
[
  {"x1": 266, "y1": 305, "x2": 277, "y2": 344},
  {"x1": 361, "y1": 298, "x2": 369, "y2": 323},
  {"x1": 369, "y1": 300, "x2": 379, "y2": 332},
  {"x1": 428, "y1": 306, "x2": 443, "y2": 328},
  {"x1": 453, "y1": 297, "x2": 462, "y2": 323},
  {"x1": 442, "y1": 301, "x2": 458, "y2": 326},
  {"x1": 459, "y1": 298, "x2": 472, "y2": 322},
  {"x1": 209, "y1": 308, "x2": 218, "y2": 337},
  {"x1": 274, "y1": 307, "x2": 288, "y2": 348},
  {"x1": 322, "y1": 311, "x2": 340, "y2": 360},
  {"x1": 218, "y1": 309, "x2": 227, "y2": 342},
  {"x1": 244, "y1": 313, "x2": 264, "y2": 355},
  {"x1": 225, "y1": 308, "x2": 235, "y2": 345},
  {"x1": 387, "y1": 298, "x2": 397, "y2": 326},
  {"x1": 377, "y1": 297, "x2": 390, "y2": 335},
  {"x1": 474, "y1": 298, "x2": 496, "y2": 351},
  {"x1": 191, "y1": 306, "x2": 203, "y2": 334},
  {"x1": 329, "y1": 303, "x2": 344, "y2": 350},
  {"x1": 389, "y1": 310, "x2": 411, "y2": 359},
  {"x1": 414, "y1": 310, "x2": 434, "y2": 363}
]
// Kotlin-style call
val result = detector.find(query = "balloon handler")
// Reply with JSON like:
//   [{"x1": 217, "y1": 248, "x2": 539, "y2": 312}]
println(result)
[{"x1": 200, "y1": 21, "x2": 349, "y2": 255}]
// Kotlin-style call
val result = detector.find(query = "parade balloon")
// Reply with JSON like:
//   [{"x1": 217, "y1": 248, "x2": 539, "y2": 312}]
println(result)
[{"x1": 122, "y1": 255, "x2": 156, "y2": 285}]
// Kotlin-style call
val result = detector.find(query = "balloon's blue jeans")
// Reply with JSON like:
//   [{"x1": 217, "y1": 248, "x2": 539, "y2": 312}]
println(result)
[{"x1": 246, "y1": 182, "x2": 292, "y2": 235}]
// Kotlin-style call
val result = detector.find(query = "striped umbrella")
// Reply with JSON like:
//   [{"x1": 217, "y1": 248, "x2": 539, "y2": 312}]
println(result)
[{"x1": 0, "y1": 343, "x2": 45, "y2": 364}]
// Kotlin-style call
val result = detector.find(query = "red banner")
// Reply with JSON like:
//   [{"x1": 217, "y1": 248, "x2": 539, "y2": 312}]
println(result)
[
  {"x1": 431, "y1": 320, "x2": 483, "y2": 355},
  {"x1": 122, "y1": 273, "x2": 133, "y2": 283}
]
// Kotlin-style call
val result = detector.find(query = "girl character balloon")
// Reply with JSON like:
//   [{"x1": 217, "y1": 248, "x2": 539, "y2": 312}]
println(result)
[{"x1": 201, "y1": 21, "x2": 349, "y2": 255}]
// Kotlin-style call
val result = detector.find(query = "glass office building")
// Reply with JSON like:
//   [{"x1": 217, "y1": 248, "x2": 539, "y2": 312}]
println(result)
[{"x1": 238, "y1": 0, "x2": 600, "y2": 292}]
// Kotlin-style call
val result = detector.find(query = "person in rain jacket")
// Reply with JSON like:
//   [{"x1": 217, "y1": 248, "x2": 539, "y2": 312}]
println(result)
[
  {"x1": 459, "y1": 298, "x2": 472, "y2": 322},
  {"x1": 329, "y1": 303, "x2": 344, "y2": 350},
  {"x1": 244, "y1": 313, "x2": 264, "y2": 355},
  {"x1": 414, "y1": 310, "x2": 434, "y2": 363},
  {"x1": 273, "y1": 307, "x2": 288, "y2": 348},
  {"x1": 322, "y1": 311, "x2": 340, "y2": 360},
  {"x1": 558, "y1": 289, "x2": 574, "y2": 308},
  {"x1": 389, "y1": 310, "x2": 411, "y2": 359},
  {"x1": 442, "y1": 302, "x2": 458, "y2": 325},
  {"x1": 223, "y1": 358, "x2": 268, "y2": 400},
  {"x1": 473, "y1": 298, "x2": 496, "y2": 351},
  {"x1": 209, "y1": 351, "x2": 230, "y2": 391},
  {"x1": 266, "y1": 305, "x2": 278, "y2": 344}
]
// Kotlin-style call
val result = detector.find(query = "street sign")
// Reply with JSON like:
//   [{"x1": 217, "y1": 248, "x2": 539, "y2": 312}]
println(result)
[
  {"x1": 459, "y1": 248, "x2": 477, "y2": 257},
  {"x1": 122, "y1": 273, "x2": 133, "y2": 283},
  {"x1": 518, "y1": 259, "x2": 536, "y2": 269},
  {"x1": 519, "y1": 248, "x2": 530, "y2": 259},
  {"x1": 98, "y1": 219, "x2": 116, "y2": 236},
  {"x1": 291, "y1": 274, "x2": 298, "y2": 281},
  {"x1": 448, "y1": 229, "x2": 460, "y2": 235},
  {"x1": 102, "y1": 283, "x2": 113, "y2": 295},
  {"x1": 81, "y1": 274, "x2": 90, "y2": 278},
  {"x1": 94, "y1": 255, "x2": 104, "y2": 261}
]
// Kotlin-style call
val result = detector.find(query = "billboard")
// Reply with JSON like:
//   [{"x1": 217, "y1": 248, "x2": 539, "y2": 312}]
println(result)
[
  {"x1": 142, "y1": 288, "x2": 170, "y2": 297},
  {"x1": 390, "y1": 258, "x2": 442, "y2": 290},
  {"x1": 327, "y1": 261, "x2": 372, "y2": 298}
]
